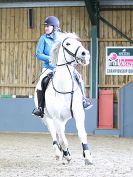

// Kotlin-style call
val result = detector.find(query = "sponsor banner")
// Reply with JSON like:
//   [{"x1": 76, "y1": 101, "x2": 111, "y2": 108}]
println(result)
[{"x1": 106, "y1": 47, "x2": 133, "y2": 75}]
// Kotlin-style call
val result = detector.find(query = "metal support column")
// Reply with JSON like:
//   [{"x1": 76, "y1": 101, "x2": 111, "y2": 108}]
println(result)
[{"x1": 90, "y1": 26, "x2": 98, "y2": 99}]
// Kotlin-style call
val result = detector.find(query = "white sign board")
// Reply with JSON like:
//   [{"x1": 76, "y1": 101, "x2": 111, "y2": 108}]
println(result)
[{"x1": 106, "y1": 47, "x2": 133, "y2": 75}]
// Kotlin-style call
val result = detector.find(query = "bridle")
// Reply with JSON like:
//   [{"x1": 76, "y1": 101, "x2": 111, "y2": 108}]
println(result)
[
  {"x1": 52, "y1": 37, "x2": 81, "y2": 93},
  {"x1": 56, "y1": 37, "x2": 82, "y2": 66},
  {"x1": 52, "y1": 37, "x2": 83, "y2": 118}
]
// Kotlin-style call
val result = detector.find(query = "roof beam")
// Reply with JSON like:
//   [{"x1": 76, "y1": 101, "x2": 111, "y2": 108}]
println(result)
[
  {"x1": 0, "y1": 1, "x2": 85, "y2": 8},
  {"x1": 100, "y1": 0, "x2": 133, "y2": 6}
]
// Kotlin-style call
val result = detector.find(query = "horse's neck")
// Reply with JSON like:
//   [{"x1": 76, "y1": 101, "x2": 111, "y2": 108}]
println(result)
[
  {"x1": 54, "y1": 65, "x2": 76, "y2": 91},
  {"x1": 56, "y1": 49, "x2": 74, "y2": 76},
  {"x1": 55, "y1": 65, "x2": 74, "y2": 79}
]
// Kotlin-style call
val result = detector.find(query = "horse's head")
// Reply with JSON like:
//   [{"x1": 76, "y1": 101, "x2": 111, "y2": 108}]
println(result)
[{"x1": 51, "y1": 33, "x2": 90, "y2": 66}]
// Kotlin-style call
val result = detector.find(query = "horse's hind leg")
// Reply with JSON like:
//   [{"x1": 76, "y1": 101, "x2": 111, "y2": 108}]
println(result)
[
  {"x1": 43, "y1": 116, "x2": 62, "y2": 160},
  {"x1": 54, "y1": 119, "x2": 72, "y2": 162},
  {"x1": 74, "y1": 110, "x2": 93, "y2": 165}
]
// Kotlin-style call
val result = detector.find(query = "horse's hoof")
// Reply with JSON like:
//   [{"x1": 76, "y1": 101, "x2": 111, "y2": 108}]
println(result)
[
  {"x1": 63, "y1": 154, "x2": 72, "y2": 162},
  {"x1": 62, "y1": 156, "x2": 71, "y2": 165},
  {"x1": 55, "y1": 154, "x2": 62, "y2": 161},
  {"x1": 83, "y1": 150, "x2": 93, "y2": 165},
  {"x1": 63, "y1": 149, "x2": 72, "y2": 162},
  {"x1": 53, "y1": 144, "x2": 62, "y2": 161},
  {"x1": 85, "y1": 159, "x2": 93, "y2": 165},
  {"x1": 67, "y1": 155, "x2": 72, "y2": 162}
]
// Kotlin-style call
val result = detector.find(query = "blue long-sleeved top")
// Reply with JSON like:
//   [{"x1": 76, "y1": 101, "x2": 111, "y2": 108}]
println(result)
[{"x1": 36, "y1": 31, "x2": 62, "y2": 70}]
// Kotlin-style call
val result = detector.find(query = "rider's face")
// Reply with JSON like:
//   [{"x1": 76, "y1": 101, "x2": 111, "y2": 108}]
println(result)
[{"x1": 45, "y1": 25, "x2": 54, "y2": 34}]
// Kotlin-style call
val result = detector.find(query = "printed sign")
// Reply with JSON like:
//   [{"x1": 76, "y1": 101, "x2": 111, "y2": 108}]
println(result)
[{"x1": 106, "y1": 47, "x2": 133, "y2": 75}]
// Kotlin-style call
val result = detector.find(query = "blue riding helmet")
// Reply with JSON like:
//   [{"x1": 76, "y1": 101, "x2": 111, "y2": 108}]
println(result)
[{"x1": 44, "y1": 16, "x2": 60, "y2": 28}]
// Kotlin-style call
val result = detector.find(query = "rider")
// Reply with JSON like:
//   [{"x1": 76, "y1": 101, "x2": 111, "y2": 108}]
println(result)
[{"x1": 32, "y1": 16, "x2": 92, "y2": 118}]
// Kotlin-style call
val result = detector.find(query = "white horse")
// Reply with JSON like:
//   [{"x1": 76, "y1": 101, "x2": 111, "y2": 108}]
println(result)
[{"x1": 42, "y1": 33, "x2": 93, "y2": 165}]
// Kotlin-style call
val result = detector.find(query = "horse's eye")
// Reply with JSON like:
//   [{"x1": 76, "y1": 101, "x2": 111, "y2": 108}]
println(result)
[{"x1": 66, "y1": 42, "x2": 70, "y2": 46}]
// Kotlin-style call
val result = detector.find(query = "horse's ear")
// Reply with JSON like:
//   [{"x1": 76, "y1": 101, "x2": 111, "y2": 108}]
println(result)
[
  {"x1": 77, "y1": 36, "x2": 81, "y2": 42},
  {"x1": 71, "y1": 32, "x2": 81, "y2": 42}
]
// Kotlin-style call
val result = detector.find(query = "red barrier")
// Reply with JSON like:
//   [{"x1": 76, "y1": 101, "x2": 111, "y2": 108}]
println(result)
[{"x1": 98, "y1": 90, "x2": 113, "y2": 128}]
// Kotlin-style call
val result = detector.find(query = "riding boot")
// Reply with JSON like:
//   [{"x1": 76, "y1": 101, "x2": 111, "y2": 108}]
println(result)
[
  {"x1": 74, "y1": 73, "x2": 93, "y2": 110},
  {"x1": 32, "y1": 90, "x2": 45, "y2": 118}
]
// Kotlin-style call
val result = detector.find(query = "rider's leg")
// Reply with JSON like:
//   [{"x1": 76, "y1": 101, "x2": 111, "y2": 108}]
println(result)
[
  {"x1": 80, "y1": 81, "x2": 93, "y2": 110},
  {"x1": 74, "y1": 69, "x2": 93, "y2": 110},
  {"x1": 32, "y1": 72, "x2": 53, "y2": 118},
  {"x1": 32, "y1": 69, "x2": 52, "y2": 117}
]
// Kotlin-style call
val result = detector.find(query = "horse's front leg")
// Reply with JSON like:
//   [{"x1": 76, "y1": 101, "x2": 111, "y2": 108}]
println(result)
[
  {"x1": 74, "y1": 109, "x2": 93, "y2": 165},
  {"x1": 82, "y1": 143, "x2": 93, "y2": 165},
  {"x1": 42, "y1": 116, "x2": 62, "y2": 160}
]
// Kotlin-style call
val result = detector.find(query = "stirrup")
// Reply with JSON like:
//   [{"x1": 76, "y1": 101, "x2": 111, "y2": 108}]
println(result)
[{"x1": 32, "y1": 107, "x2": 44, "y2": 118}]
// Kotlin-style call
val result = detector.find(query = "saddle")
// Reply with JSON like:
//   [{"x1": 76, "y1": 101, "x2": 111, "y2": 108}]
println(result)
[{"x1": 41, "y1": 72, "x2": 54, "y2": 91}]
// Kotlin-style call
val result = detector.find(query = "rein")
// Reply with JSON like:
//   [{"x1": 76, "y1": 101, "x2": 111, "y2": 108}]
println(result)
[
  {"x1": 51, "y1": 65, "x2": 75, "y2": 118},
  {"x1": 56, "y1": 61, "x2": 75, "y2": 67},
  {"x1": 51, "y1": 65, "x2": 74, "y2": 95}
]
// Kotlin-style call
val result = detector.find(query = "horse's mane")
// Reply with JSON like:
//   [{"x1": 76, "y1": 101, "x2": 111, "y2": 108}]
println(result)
[{"x1": 50, "y1": 32, "x2": 80, "y2": 65}]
